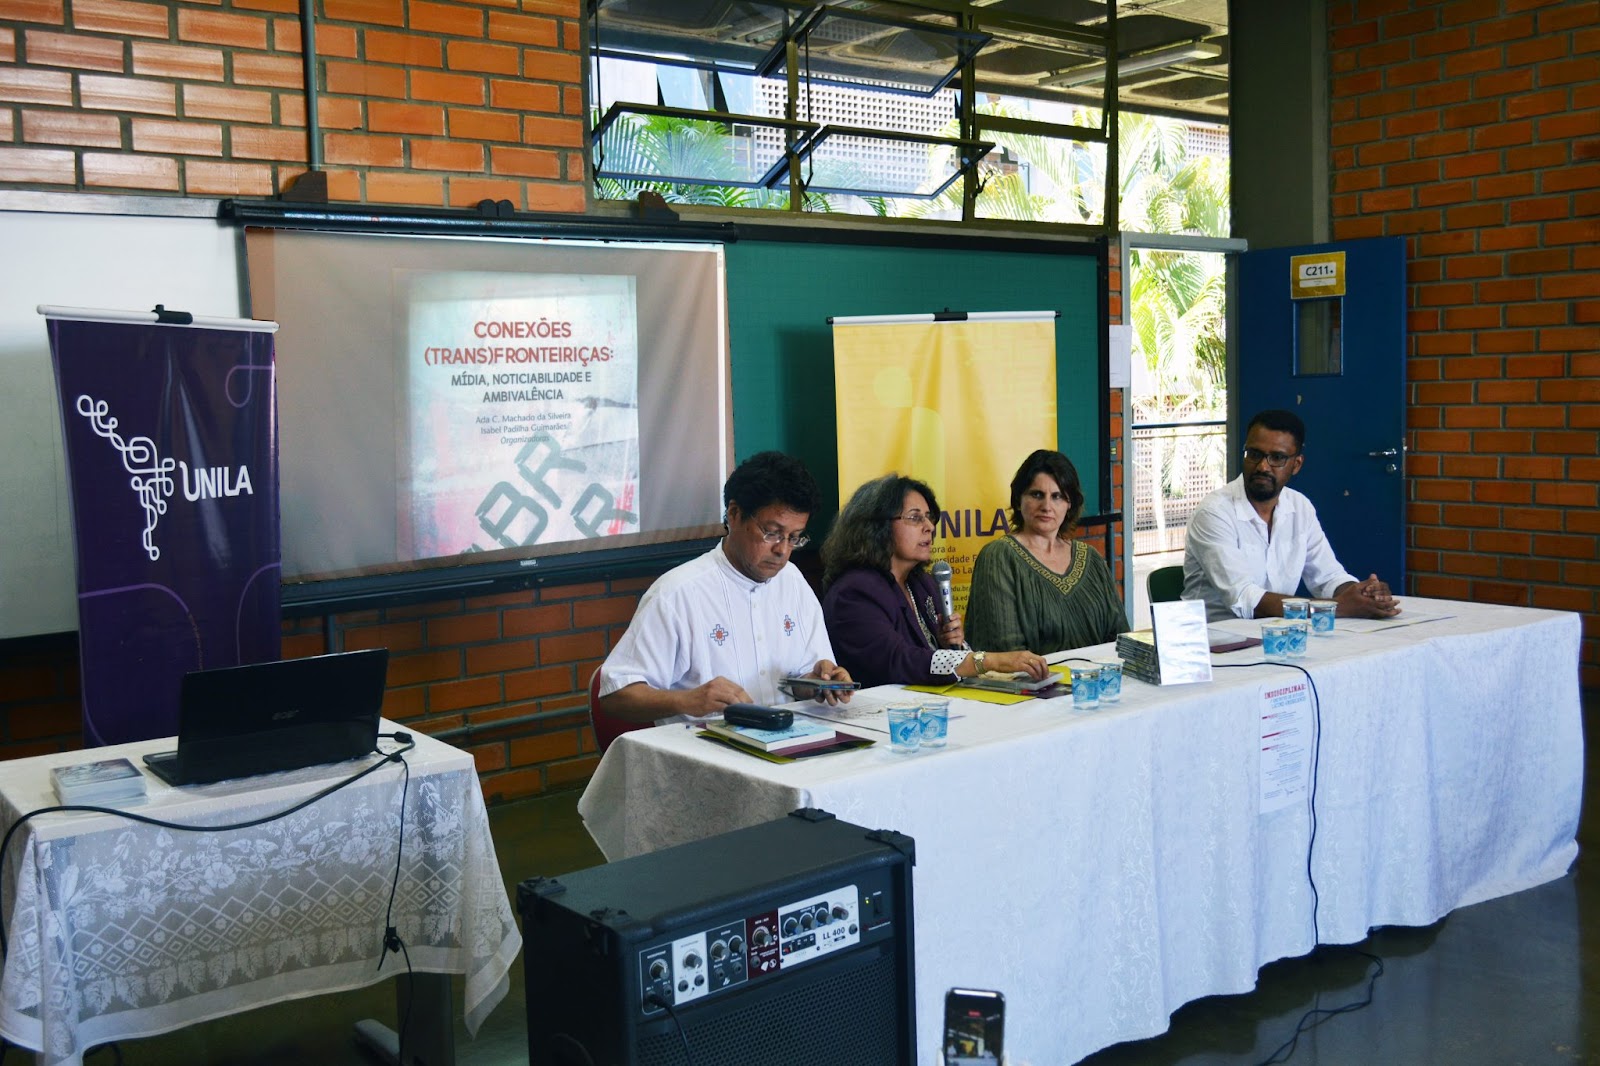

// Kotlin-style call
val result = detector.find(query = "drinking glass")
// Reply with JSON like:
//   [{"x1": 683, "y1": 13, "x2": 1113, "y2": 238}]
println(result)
[
  {"x1": 1069, "y1": 665, "x2": 1103, "y2": 710},
  {"x1": 886, "y1": 704, "x2": 922, "y2": 753},
  {"x1": 918, "y1": 697, "x2": 949, "y2": 749},
  {"x1": 1285, "y1": 619, "x2": 1309, "y2": 657},
  {"x1": 1261, "y1": 621, "x2": 1292, "y2": 660},
  {"x1": 1096, "y1": 661, "x2": 1123, "y2": 704}
]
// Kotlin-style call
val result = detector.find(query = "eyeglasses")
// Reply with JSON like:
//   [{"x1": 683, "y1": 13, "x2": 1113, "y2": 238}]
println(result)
[
  {"x1": 1243, "y1": 447, "x2": 1299, "y2": 470},
  {"x1": 1023, "y1": 489, "x2": 1069, "y2": 503},
  {"x1": 894, "y1": 511, "x2": 935, "y2": 527},
  {"x1": 754, "y1": 524, "x2": 810, "y2": 549}
]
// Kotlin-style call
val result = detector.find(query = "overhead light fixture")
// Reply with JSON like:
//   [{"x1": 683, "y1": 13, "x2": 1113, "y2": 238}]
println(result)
[{"x1": 1040, "y1": 40, "x2": 1222, "y2": 89}]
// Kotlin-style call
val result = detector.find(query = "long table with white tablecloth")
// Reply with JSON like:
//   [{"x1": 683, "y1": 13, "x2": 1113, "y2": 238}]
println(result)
[
  {"x1": 579, "y1": 598, "x2": 1582, "y2": 1066},
  {"x1": 0, "y1": 723, "x2": 521, "y2": 1066}
]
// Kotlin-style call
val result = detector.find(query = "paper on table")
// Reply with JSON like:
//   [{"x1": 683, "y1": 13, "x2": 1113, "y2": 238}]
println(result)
[
  {"x1": 1259, "y1": 678, "x2": 1311, "y2": 814},
  {"x1": 784, "y1": 690, "x2": 901, "y2": 733},
  {"x1": 1335, "y1": 608, "x2": 1454, "y2": 633}
]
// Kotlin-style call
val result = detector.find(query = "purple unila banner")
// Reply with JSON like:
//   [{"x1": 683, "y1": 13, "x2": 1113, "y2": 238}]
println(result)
[{"x1": 47, "y1": 316, "x2": 280, "y2": 746}]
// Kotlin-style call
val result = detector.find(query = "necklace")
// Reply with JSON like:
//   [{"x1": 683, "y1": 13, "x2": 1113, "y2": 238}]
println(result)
[{"x1": 903, "y1": 581, "x2": 937, "y2": 648}]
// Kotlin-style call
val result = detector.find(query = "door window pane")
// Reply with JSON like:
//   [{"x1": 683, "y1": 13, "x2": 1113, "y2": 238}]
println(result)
[{"x1": 1294, "y1": 298, "x2": 1342, "y2": 376}]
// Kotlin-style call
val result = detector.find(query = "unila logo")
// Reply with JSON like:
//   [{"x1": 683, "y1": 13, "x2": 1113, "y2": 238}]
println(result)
[
  {"x1": 77, "y1": 394, "x2": 254, "y2": 562},
  {"x1": 783, "y1": 614, "x2": 795, "y2": 636},
  {"x1": 179, "y1": 460, "x2": 253, "y2": 502},
  {"x1": 709, "y1": 623, "x2": 730, "y2": 646}
]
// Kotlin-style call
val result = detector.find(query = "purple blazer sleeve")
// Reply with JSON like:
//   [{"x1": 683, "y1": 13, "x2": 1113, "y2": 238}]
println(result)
[{"x1": 822, "y1": 567, "x2": 945, "y2": 687}]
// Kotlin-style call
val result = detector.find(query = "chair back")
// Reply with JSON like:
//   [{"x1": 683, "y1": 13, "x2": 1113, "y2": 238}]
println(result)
[
  {"x1": 589, "y1": 667, "x2": 650, "y2": 754},
  {"x1": 1146, "y1": 564, "x2": 1186, "y2": 604}
]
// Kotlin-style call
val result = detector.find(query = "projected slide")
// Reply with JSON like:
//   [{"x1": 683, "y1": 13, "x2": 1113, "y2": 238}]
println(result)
[
  {"x1": 403, "y1": 271, "x2": 641, "y2": 558},
  {"x1": 252, "y1": 229, "x2": 728, "y2": 588}
]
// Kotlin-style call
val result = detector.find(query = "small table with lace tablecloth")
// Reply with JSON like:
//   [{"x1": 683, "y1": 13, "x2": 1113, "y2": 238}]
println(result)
[{"x1": 0, "y1": 723, "x2": 520, "y2": 1066}]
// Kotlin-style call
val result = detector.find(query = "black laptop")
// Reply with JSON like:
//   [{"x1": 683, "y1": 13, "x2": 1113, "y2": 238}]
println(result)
[{"x1": 143, "y1": 649, "x2": 389, "y2": 786}]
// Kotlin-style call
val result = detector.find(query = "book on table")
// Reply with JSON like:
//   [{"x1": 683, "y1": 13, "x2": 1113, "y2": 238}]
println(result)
[
  {"x1": 1116, "y1": 631, "x2": 1164, "y2": 685},
  {"x1": 51, "y1": 757, "x2": 147, "y2": 805},
  {"x1": 959, "y1": 670, "x2": 1065, "y2": 695},
  {"x1": 704, "y1": 717, "x2": 836, "y2": 752}
]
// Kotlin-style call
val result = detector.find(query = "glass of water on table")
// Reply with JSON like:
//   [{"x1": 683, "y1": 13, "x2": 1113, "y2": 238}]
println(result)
[{"x1": 886, "y1": 703, "x2": 922, "y2": 753}]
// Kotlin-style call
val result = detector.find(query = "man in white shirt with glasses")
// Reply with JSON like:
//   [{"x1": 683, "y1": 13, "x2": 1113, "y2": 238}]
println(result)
[
  {"x1": 599, "y1": 451, "x2": 853, "y2": 724},
  {"x1": 1183, "y1": 409, "x2": 1401, "y2": 622}
]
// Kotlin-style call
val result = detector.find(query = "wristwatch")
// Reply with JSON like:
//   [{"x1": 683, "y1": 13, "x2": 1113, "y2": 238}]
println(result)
[{"x1": 971, "y1": 650, "x2": 986, "y2": 676}]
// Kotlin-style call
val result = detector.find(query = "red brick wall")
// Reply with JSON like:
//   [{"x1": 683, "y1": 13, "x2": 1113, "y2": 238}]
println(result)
[
  {"x1": 1327, "y1": 0, "x2": 1599, "y2": 688},
  {"x1": 0, "y1": 0, "x2": 586, "y2": 208},
  {"x1": 278, "y1": 576, "x2": 650, "y2": 802}
]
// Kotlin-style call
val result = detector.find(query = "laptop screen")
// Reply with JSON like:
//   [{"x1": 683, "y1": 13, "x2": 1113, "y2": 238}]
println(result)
[{"x1": 152, "y1": 649, "x2": 389, "y2": 785}]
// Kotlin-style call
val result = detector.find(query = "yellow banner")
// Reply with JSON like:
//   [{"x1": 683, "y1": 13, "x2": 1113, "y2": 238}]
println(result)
[{"x1": 832, "y1": 317, "x2": 1057, "y2": 613}]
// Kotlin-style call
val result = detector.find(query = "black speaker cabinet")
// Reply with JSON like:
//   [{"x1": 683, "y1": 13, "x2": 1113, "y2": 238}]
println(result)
[{"x1": 517, "y1": 808, "x2": 916, "y2": 1066}]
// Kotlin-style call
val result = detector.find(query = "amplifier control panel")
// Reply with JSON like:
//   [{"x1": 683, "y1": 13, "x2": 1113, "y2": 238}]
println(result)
[{"x1": 638, "y1": 882, "x2": 860, "y2": 1015}]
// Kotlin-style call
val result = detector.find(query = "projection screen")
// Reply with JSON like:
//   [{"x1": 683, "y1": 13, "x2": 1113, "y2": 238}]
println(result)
[{"x1": 244, "y1": 229, "x2": 731, "y2": 603}]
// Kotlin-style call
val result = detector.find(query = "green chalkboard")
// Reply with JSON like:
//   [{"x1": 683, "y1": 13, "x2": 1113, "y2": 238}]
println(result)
[{"x1": 724, "y1": 230, "x2": 1105, "y2": 528}]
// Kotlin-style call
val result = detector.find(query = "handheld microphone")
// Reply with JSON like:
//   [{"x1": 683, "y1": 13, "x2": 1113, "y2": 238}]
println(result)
[{"x1": 931, "y1": 560, "x2": 955, "y2": 620}]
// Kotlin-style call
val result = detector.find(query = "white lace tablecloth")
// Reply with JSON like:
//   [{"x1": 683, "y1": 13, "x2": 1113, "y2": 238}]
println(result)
[
  {"x1": 0, "y1": 724, "x2": 521, "y2": 1066},
  {"x1": 578, "y1": 598, "x2": 1582, "y2": 1066}
]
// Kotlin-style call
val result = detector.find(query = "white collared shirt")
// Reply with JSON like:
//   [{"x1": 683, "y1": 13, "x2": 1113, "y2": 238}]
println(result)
[
  {"x1": 1182, "y1": 476, "x2": 1359, "y2": 622},
  {"x1": 598, "y1": 544, "x2": 833, "y2": 711}
]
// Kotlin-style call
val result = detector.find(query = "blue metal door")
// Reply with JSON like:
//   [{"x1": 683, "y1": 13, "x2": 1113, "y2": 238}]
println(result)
[{"x1": 1236, "y1": 236, "x2": 1407, "y2": 588}]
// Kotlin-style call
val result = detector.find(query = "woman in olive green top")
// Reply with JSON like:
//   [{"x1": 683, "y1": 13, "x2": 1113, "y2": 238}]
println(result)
[{"x1": 965, "y1": 449, "x2": 1129, "y2": 655}]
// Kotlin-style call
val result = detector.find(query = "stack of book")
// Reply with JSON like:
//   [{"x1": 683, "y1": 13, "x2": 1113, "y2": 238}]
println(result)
[
  {"x1": 1115, "y1": 630, "x2": 1163, "y2": 685},
  {"x1": 704, "y1": 717, "x2": 839, "y2": 755},
  {"x1": 50, "y1": 757, "x2": 147, "y2": 806},
  {"x1": 1119, "y1": 627, "x2": 1258, "y2": 685}
]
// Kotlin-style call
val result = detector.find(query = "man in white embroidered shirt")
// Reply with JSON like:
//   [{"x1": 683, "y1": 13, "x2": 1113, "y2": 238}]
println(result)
[
  {"x1": 1183, "y1": 409, "x2": 1402, "y2": 622},
  {"x1": 598, "y1": 451, "x2": 853, "y2": 724}
]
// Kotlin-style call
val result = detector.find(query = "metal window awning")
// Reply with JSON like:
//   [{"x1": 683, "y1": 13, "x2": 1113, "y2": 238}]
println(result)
[
  {"x1": 592, "y1": 103, "x2": 820, "y2": 189},
  {"x1": 772, "y1": 126, "x2": 995, "y2": 199}
]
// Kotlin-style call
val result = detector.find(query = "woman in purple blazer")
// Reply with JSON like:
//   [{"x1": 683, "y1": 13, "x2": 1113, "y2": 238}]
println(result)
[{"x1": 820, "y1": 474, "x2": 1050, "y2": 688}]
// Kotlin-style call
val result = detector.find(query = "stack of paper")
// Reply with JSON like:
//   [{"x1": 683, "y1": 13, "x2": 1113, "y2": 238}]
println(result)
[{"x1": 50, "y1": 757, "x2": 147, "y2": 806}]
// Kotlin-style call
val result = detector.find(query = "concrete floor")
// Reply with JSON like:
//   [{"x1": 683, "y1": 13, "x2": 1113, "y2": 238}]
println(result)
[{"x1": 62, "y1": 699, "x2": 1597, "y2": 1066}]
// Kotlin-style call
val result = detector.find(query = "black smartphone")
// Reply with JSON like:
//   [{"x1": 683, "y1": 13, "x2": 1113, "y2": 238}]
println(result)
[
  {"x1": 779, "y1": 676, "x2": 861, "y2": 692},
  {"x1": 944, "y1": 987, "x2": 1004, "y2": 1065},
  {"x1": 722, "y1": 704, "x2": 794, "y2": 731}
]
